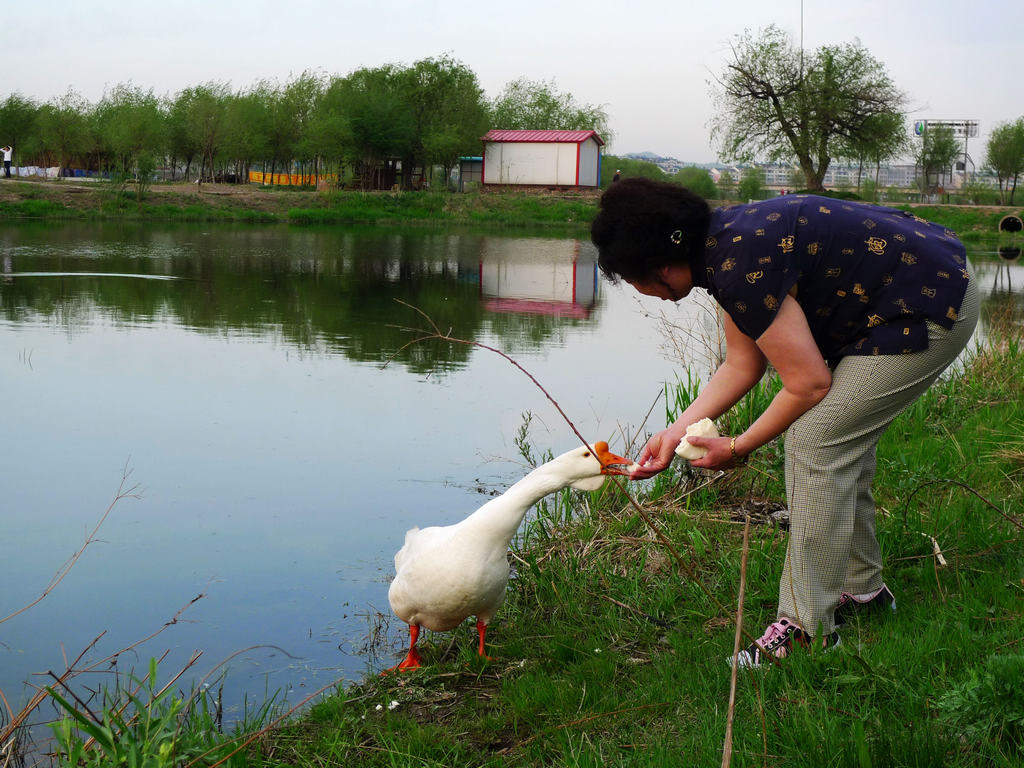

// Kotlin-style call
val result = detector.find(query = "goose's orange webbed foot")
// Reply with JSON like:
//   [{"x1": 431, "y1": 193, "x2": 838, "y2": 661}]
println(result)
[
  {"x1": 476, "y1": 619, "x2": 496, "y2": 662},
  {"x1": 383, "y1": 624, "x2": 423, "y2": 674}
]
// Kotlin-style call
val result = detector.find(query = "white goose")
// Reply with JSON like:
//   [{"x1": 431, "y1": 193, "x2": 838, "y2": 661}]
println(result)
[{"x1": 387, "y1": 440, "x2": 631, "y2": 670}]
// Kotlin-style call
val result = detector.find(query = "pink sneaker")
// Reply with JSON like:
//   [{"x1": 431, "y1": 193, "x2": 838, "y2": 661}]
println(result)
[
  {"x1": 834, "y1": 584, "x2": 896, "y2": 626},
  {"x1": 732, "y1": 618, "x2": 840, "y2": 669}
]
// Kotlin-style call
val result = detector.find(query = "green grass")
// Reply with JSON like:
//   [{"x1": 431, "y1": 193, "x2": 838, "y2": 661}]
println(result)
[
  {"x1": 231, "y1": 314, "x2": 1024, "y2": 766},
  {"x1": 4, "y1": 181, "x2": 1022, "y2": 236},
  {"x1": 894, "y1": 204, "x2": 1024, "y2": 239},
  {"x1": 0, "y1": 198, "x2": 79, "y2": 218},
  {"x1": 285, "y1": 189, "x2": 595, "y2": 228}
]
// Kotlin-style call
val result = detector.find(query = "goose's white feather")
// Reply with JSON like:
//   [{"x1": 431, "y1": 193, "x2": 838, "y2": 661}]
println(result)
[{"x1": 388, "y1": 443, "x2": 622, "y2": 633}]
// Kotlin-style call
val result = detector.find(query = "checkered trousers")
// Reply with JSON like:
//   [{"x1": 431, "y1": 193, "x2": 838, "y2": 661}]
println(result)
[{"x1": 777, "y1": 273, "x2": 980, "y2": 636}]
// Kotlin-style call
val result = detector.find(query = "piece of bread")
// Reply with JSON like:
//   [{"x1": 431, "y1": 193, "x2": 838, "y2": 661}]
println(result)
[{"x1": 674, "y1": 417, "x2": 719, "y2": 460}]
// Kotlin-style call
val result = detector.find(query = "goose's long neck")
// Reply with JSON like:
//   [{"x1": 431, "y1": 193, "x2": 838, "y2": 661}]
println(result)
[{"x1": 463, "y1": 464, "x2": 566, "y2": 542}]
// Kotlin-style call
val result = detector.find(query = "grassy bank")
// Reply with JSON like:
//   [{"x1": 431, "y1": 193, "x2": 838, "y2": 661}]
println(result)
[
  {"x1": 1, "y1": 178, "x2": 1021, "y2": 237},
  {"x1": 225, "y1": 315, "x2": 1024, "y2": 767},
  {"x1": 0, "y1": 179, "x2": 599, "y2": 230}
]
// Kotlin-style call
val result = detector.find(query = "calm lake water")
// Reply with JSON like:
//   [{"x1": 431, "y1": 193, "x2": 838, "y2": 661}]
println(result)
[{"x1": 1, "y1": 222, "x2": 1020, "y2": 724}]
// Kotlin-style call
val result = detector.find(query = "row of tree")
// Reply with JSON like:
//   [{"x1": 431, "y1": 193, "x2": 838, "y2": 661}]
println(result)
[
  {"x1": 0, "y1": 57, "x2": 610, "y2": 190},
  {"x1": 2, "y1": 33, "x2": 1021, "y2": 201}
]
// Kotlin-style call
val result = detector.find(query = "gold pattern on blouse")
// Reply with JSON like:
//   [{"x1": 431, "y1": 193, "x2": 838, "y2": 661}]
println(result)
[
  {"x1": 865, "y1": 237, "x2": 887, "y2": 255},
  {"x1": 735, "y1": 301, "x2": 748, "y2": 313},
  {"x1": 778, "y1": 236, "x2": 795, "y2": 253},
  {"x1": 705, "y1": 236, "x2": 718, "y2": 248},
  {"x1": 721, "y1": 257, "x2": 736, "y2": 271},
  {"x1": 867, "y1": 314, "x2": 884, "y2": 327},
  {"x1": 921, "y1": 286, "x2": 937, "y2": 298},
  {"x1": 732, "y1": 235, "x2": 743, "y2": 243},
  {"x1": 758, "y1": 255, "x2": 772, "y2": 264},
  {"x1": 755, "y1": 228, "x2": 765, "y2": 236},
  {"x1": 882, "y1": 274, "x2": 893, "y2": 285},
  {"x1": 764, "y1": 295, "x2": 779, "y2": 310},
  {"x1": 853, "y1": 283, "x2": 866, "y2": 295},
  {"x1": 745, "y1": 270, "x2": 764, "y2": 284},
  {"x1": 863, "y1": 219, "x2": 877, "y2": 229},
  {"x1": 901, "y1": 252, "x2": 918, "y2": 265},
  {"x1": 825, "y1": 267, "x2": 841, "y2": 278},
  {"x1": 766, "y1": 212, "x2": 781, "y2": 221},
  {"x1": 798, "y1": 216, "x2": 809, "y2": 225},
  {"x1": 807, "y1": 241, "x2": 821, "y2": 255},
  {"x1": 819, "y1": 206, "x2": 831, "y2": 214},
  {"x1": 937, "y1": 270, "x2": 950, "y2": 279},
  {"x1": 893, "y1": 233, "x2": 906, "y2": 242},
  {"x1": 947, "y1": 306, "x2": 959, "y2": 321}
]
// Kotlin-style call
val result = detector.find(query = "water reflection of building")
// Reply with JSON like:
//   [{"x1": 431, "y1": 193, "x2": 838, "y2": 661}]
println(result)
[{"x1": 478, "y1": 238, "x2": 598, "y2": 319}]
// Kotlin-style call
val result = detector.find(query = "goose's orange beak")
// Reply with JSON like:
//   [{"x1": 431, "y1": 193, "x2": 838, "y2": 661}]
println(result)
[{"x1": 594, "y1": 441, "x2": 632, "y2": 476}]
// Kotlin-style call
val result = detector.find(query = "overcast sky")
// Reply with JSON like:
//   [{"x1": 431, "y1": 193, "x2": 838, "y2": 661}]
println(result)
[{"x1": 5, "y1": 0, "x2": 1021, "y2": 164}]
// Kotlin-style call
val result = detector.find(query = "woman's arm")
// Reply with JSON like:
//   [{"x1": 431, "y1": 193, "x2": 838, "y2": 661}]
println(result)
[
  {"x1": 630, "y1": 312, "x2": 767, "y2": 479},
  {"x1": 688, "y1": 295, "x2": 832, "y2": 470}
]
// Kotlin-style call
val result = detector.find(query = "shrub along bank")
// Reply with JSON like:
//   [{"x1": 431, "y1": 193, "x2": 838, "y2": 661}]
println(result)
[{"x1": 1, "y1": 179, "x2": 1022, "y2": 237}]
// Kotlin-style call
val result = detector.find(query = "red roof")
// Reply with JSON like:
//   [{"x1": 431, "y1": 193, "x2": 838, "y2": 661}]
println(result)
[{"x1": 481, "y1": 129, "x2": 604, "y2": 145}]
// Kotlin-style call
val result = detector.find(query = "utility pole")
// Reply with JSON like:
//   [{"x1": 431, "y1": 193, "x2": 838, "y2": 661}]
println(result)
[{"x1": 799, "y1": 0, "x2": 804, "y2": 78}]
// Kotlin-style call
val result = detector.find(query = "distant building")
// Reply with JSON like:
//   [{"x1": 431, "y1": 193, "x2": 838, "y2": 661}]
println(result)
[
  {"x1": 457, "y1": 156, "x2": 483, "y2": 192},
  {"x1": 480, "y1": 130, "x2": 604, "y2": 188}
]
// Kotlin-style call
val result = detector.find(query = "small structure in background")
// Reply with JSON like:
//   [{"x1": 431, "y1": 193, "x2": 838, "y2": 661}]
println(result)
[
  {"x1": 457, "y1": 156, "x2": 483, "y2": 192},
  {"x1": 480, "y1": 130, "x2": 604, "y2": 188}
]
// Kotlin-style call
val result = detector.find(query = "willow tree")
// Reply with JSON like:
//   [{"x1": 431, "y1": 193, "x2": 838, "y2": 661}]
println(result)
[
  {"x1": 328, "y1": 66, "x2": 414, "y2": 190},
  {"x1": 711, "y1": 26, "x2": 907, "y2": 191},
  {"x1": 0, "y1": 93, "x2": 38, "y2": 164},
  {"x1": 37, "y1": 88, "x2": 92, "y2": 176},
  {"x1": 489, "y1": 77, "x2": 611, "y2": 142},
  {"x1": 396, "y1": 56, "x2": 488, "y2": 188},
  {"x1": 175, "y1": 82, "x2": 231, "y2": 183},
  {"x1": 839, "y1": 110, "x2": 910, "y2": 199},
  {"x1": 915, "y1": 124, "x2": 960, "y2": 195},
  {"x1": 94, "y1": 83, "x2": 166, "y2": 198},
  {"x1": 986, "y1": 117, "x2": 1024, "y2": 204}
]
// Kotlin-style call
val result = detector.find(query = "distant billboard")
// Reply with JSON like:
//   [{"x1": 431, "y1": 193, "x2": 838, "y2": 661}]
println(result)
[{"x1": 913, "y1": 120, "x2": 979, "y2": 138}]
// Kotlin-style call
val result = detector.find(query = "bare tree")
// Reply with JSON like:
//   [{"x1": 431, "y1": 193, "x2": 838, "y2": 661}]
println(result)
[{"x1": 710, "y1": 26, "x2": 907, "y2": 192}]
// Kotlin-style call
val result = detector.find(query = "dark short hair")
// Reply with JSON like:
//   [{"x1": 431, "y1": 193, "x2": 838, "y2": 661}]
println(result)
[{"x1": 590, "y1": 177, "x2": 711, "y2": 283}]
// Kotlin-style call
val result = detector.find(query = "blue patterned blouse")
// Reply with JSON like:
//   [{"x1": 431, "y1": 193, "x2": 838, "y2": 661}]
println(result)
[{"x1": 690, "y1": 195, "x2": 971, "y2": 363}]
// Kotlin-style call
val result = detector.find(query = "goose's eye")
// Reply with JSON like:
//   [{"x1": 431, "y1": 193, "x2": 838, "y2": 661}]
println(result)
[{"x1": 582, "y1": 452, "x2": 591, "y2": 458}]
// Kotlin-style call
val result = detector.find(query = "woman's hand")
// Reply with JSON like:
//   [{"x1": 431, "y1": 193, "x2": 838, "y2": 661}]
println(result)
[
  {"x1": 628, "y1": 422, "x2": 689, "y2": 479},
  {"x1": 686, "y1": 435, "x2": 740, "y2": 471},
  {"x1": 629, "y1": 432, "x2": 744, "y2": 478}
]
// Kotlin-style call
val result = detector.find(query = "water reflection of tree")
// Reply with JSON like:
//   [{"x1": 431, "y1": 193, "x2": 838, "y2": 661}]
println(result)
[
  {"x1": 0, "y1": 226, "x2": 599, "y2": 374},
  {"x1": 974, "y1": 253, "x2": 1024, "y2": 341}
]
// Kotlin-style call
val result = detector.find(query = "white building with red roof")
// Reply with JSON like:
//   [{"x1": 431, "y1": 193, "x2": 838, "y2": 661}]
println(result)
[{"x1": 480, "y1": 129, "x2": 604, "y2": 188}]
